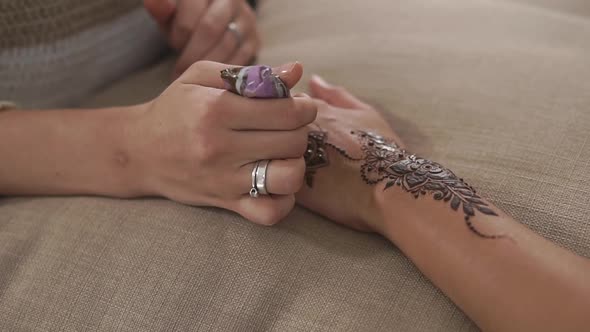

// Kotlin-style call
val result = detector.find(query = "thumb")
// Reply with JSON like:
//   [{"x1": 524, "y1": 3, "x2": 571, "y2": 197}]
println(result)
[
  {"x1": 309, "y1": 74, "x2": 370, "y2": 110},
  {"x1": 144, "y1": 0, "x2": 176, "y2": 28}
]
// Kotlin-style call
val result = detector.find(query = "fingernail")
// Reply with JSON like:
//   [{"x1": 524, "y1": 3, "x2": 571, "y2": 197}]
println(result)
[
  {"x1": 274, "y1": 61, "x2": 298, "y2": 75},
  {"x1": 311, "y1": 74, "x2": 331, "y2": 88}
]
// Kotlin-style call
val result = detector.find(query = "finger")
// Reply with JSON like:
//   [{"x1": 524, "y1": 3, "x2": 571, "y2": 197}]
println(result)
[
  {"x1": 309, "y1": 74, "x2": 372, "y2": 110},
  {"x1": 232, "y1": 159, "x2": 305, "y2": 196},
  {"x1": 179, "y1": 60, "x2": 303, "y2": 91},
  {"x1": 144, "y1": 0, "x2": 177, "y2": 30},
  {"x1": 202, "y1": 10, "x2": 251, "y2": 63},
  {"x1": 227, "y1": 37, "x2": 260, "y2": 66},
  {"x1": 221, "y1": 94, "x2": 317, "y2": 130},
  {"x1": 174, "y1": 0, "x2": 238, "y2": 75},
  {"x1": 236, "y1": 158, "x2": 306, "y2": 196},
  {"x1": 232, "y1": 127, "x2": 309, "y2": 161},
  {"x1": 265, "y1": 158, "x2": 306, "y2": 195},
  {"x1": 226, "y1": 3, "x2": 260, "y2": 65},
  {"x1": 232, "y1": 194, "x2": 295, "y2": 226},
  {"x1": 169, "y1": 0, "x2": 210, "y2": 50}
]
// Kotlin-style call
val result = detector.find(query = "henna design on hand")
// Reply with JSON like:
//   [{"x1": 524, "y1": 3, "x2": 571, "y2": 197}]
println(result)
[
  {"x1": 304, "y1": 130, "x2": 500, "y2": 239},
  {"x1": 304, "y1": 131, "x2": 330, "y2": 187}
]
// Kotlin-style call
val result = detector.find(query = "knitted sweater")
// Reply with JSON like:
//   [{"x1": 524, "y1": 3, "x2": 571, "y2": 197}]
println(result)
[{"x1": 0, "y1": 0, "x2": 166, "y2": 108}]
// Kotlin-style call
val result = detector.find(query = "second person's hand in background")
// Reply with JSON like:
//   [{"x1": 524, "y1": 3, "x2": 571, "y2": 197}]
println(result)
[{"x1": 144, "y1": 0, "x2": 260, "y2": 77}]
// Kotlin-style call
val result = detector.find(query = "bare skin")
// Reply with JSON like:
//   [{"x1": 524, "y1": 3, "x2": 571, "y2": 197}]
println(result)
[
  {"x1": 3, "y1": 57, "x2": 587, "y2": 329},
  {"x1": 0, "y1": 61, "x2": 316, "y2": 226},
  {"x1": 297, "y1": 75, "x2": 590, "y2": 331}
]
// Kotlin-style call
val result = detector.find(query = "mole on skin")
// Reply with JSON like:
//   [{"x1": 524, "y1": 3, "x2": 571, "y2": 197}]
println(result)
[{"x1": 114, "y1": 150, "x2": 129, "y2": 168}]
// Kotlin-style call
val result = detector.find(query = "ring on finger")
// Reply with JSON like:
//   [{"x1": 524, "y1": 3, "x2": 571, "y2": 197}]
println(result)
[
  {"x1": 227, "y1": 21, "x2": 244, "y2": 49},
  {"x1": 255, "y1": 160, "x2": 270, "y2": 195},
  {"x1": 250, "y1": 161, "x2": 259, "y2": 198}
]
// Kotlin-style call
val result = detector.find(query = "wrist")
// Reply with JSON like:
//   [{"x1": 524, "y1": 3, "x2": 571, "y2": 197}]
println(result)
[
  {"x1": 0, "y1": 104, "x2": 155, "y2": 198},
  {"x1": 115, "y1": 102, "x2": 157, "y2": 197},
  {"x1": 368, "y1": 182, "x2": 419, "y2": 243},
  {"x1": 347, "y1": 180, "x2": 399, "y2": 236},
  {"x1": 365, "y1": 183, "x2": 394, "y2": 235},
  {"x1": 100, "y1": 102, "x2": 154, "y2": 198}
]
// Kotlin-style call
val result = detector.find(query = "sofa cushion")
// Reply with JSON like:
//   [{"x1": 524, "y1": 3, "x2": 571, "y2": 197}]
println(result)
[{"x1": 1, "y1": 0, "x2": 589, "y2": 331}]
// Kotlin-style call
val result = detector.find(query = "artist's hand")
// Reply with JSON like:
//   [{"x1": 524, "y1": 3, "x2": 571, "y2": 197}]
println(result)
[
  {"x1": 144, "y1": 0, "x2": 260, "y2": 77},
  {"x1": 297, "y1": 76, "x2": 402, "y2": 232},
  {"x1": 128, "y1": 61, "x2": 315, "y2": 225}
]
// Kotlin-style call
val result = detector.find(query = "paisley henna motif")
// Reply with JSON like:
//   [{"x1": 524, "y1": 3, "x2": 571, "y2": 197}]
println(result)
[{"x1": 305, "y1": 130, "x2": 500, "y2": 239}]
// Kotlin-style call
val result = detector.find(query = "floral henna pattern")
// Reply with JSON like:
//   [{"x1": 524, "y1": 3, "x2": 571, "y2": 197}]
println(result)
[{"x1": 304, "y1": 130, "x2": 500, "y2": 239}]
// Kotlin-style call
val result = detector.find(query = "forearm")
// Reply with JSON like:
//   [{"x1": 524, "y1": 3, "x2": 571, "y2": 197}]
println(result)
[
  {"x1": 0, "y1": 106, "x2": 147, "y2": 197},
  {"x1": 307, "y1": 127, "x2": 590, "y2": 330},
  {"x1": 301, "y1": 81, "x2": 590, "y2": 331},
  {"x1": 373, "y1": 164, "x2": 590, "y2": 331}
]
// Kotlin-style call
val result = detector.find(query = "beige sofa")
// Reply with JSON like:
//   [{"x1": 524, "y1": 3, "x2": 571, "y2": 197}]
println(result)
[{"x1": 1, "y1": 0, "x2": 589, "y2": 330}]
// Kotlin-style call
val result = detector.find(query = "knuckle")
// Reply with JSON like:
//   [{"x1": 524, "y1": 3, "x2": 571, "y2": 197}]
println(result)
[
  {"x1": 193, "y1": 134, "x2": 222, "y2": 162},
  {"x1": 199, "y1": 21, "x2": 214, "y2": 37},
  {"x1": 200, "y1": 99, "x2": 224, "y2": 126},
  {"x1": 184, "y1": 61, "x2": 204, "y2": 77},
  {"x1": 200, "y1": 18, "x2": 223, "y2": 38},
  {"x1": 195, "y1": 139, "x2": 220, "y2": 164},
  {"x1": 199, "y1": 88, "x2": 223, "y2": 121},
  {"x1": 256, "y1": 199, "x2": 293, "y2": 226},
  {"x1": 293, "y1": 128, "x2": 310, "y2": 156},
  {"x1": 192, "y1": 136, "x2": 211, "y2": 161},
  {"x1": 187, "y1": 60, "x2": 213, "y2": 75},
  {"x1": 282, "y1": 159, "x2": 306, "y2": 193},
  {"x1": 199, "y1": 107, "x2": 217, "y2": 125},
  {"x1": 291, "y1": 98, "x2": 317, "y2": 126},
  {"x1": 256, "y1": 207, "x2": 283, "y2": 226},
  {"x1": 241, "y1": 43, "x2": 256, "y2": 57}
]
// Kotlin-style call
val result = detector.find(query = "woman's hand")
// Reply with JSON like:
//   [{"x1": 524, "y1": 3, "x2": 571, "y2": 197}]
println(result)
[
  {"x1": 144, "y1": 0, "x2": 260, "y2": 77},
  {"x1": 127, "y1": 61, "x2": 316, "y2": 225},
  {"x1": 297, "y1": 75, "x2": 401, "y2": 232}
]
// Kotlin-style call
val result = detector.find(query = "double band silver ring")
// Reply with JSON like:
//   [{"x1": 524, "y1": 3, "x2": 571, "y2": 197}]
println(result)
[
  {"x1": 255, "y1": 160, "x2": 270, "y2": 195},
  {"x1": 250, "y1": 162, "x2": 259, "y2": 198},
  {"x1": 227, "y1": 21, "x2": 243, "y2": 49},
  {"x1": 250, "y1": 160, "x2": 270, "y2": 198}
]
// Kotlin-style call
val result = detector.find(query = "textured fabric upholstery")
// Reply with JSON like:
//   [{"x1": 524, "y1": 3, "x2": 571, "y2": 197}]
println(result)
[
  {"x1": 1, "y1": 0, "x2": 589, "y2": 331},
  {"x1": 0, "y1": 0, "x2": 165, "y2": 108}
]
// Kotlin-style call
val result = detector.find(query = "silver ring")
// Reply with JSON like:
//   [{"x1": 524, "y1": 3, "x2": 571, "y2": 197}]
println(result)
[
  {"x1": 227, "y1": 21, "x2": 243, "y2": 48},
  {"x1": 249, "y1": 161, "x2": 259, "y2": 198},
  {"x1": 255, "y1": 160, "x2": 270, "y2": 195}
]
